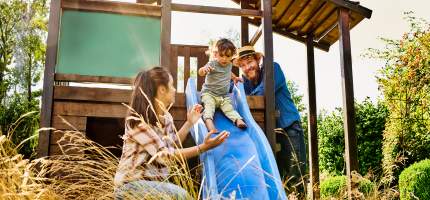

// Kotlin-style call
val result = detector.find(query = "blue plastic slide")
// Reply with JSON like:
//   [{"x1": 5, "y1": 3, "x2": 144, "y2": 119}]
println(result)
[{"x1": 185, "y1": 78, "x2": 287, "y2": 200}]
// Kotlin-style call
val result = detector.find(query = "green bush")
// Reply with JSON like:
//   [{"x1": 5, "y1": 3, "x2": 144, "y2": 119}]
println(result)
[
  {"x1": 318, "y1": 99, "x2": 388, "y2": 175},
  {"x1": 320, "y1": 176, "x2": 346, "y2": 198},
  {"x1": 320, "y1": 175, "x2": 375, "y2": 199},
  {"x1": 399, "y1": 159, "x2": 430, "y2": 200}
]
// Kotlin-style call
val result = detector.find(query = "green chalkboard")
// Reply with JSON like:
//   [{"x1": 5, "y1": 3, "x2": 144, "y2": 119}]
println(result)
[{"x1": 57, "y1": 10, "x2": 161, "y2": 78}]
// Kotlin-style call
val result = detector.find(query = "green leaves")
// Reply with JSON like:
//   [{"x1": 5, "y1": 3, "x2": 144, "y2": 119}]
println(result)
[{"x1": 366, "y1": 12, "x2": 430, "y2": 184}]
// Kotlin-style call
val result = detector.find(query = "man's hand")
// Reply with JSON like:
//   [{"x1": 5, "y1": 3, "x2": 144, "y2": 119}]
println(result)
[{"x1": 233, "y1": 76, "x2": 243, "y2": 85}]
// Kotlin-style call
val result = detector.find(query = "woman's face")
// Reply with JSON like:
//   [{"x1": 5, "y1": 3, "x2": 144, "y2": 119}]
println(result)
[{"x1": 156, "y1": 75, "x2": 176, "y2": 107}]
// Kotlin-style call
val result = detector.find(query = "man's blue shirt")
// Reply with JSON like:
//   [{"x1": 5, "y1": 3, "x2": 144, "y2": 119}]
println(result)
[{"x1": 242, "y1": 62, "x2": 301, "y2": 129}]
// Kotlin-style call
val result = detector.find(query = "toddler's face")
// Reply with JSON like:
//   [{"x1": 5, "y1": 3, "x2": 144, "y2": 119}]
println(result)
[{"x1": 214, "y1": 51, "x2": 233, "y2": 67}]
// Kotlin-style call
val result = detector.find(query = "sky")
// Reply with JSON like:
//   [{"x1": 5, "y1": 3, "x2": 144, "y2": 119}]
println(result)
[{"x1": 120, "y1": 0, "x2": 430, "y2": 111}]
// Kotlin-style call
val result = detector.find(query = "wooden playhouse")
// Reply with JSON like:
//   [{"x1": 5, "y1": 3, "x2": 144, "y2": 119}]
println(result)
[{"x1": 38, "y1": 0, "x2": 372, "y2": 198}]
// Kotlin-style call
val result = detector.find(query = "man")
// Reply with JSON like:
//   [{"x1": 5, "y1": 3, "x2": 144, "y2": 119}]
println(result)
[{"x1": 233, "y1": 46, "x2": 307, "y2": 194}]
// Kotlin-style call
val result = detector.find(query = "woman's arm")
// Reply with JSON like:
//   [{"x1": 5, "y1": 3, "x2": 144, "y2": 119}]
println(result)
[{"x1": 173, "y1": 130, "x2": 229, "y2": 159}]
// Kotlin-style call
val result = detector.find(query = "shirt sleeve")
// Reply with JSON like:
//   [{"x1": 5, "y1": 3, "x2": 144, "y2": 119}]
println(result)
[{"x1": 274, "y1": 62, "x2": 287, "y2": 92}]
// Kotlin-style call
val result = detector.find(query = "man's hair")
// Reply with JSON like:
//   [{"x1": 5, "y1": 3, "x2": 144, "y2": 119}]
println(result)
[{"x1": 215, "y1": 38, "x2": 236, "y2": 57}]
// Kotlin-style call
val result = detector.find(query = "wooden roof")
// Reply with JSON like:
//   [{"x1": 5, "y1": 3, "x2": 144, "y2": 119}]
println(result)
[
  {"x1": 139, "y1": 0, "x2": 372, "y2": 51},
  {"x1": 232, "y1": 0, "x2": 372, "y2": 51}
]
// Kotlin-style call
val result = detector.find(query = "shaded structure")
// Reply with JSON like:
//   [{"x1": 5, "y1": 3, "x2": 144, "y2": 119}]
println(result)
[{"x1": 39, "y1": 0, "x2": 372, "y2": 199}]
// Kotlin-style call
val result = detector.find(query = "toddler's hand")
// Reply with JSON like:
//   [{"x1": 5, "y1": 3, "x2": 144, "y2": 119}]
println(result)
[
  {"x1": 203, "y1": 65, "x2": 214, "y2": 74},
  {"x1": 233, "y1": 77, "x2": 243, "y2": 85}
]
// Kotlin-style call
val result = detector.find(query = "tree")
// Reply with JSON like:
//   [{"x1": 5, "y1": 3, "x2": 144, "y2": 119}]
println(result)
[
  {"x1": 365, "y1": 12, "x2": 430, "y2": 184},
  {"x1": 0, "y1": 0, "x2": 48, "y2": 158}
]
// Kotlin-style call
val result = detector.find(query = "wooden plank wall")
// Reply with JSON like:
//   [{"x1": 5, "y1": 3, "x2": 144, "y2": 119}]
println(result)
[{"x1": 50, "y1": 86, "x2": 265, "y2": 155}]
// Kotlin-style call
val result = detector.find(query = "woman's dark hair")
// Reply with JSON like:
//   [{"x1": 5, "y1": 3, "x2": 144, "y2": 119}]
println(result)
[
  {"x1": 216, "y1": 38, "x2": 236, "y2": 57},
  {"x1": 128, "y1": 66, "x2": 171, "y2": 128}
]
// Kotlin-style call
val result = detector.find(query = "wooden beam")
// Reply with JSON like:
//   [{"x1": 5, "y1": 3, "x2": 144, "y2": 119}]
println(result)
[
  {"x1": 161, "y1": 0, "x2": 172, "y2": 68},
  {"x1": 306, "y1": 34, "x2": 320, "y2": 200},
  {"x1": 261, "y1": 0, "x2": 276, "y2": 154},
  {"x1": 171, "y1": 3, "x2": 262, "y2": 18},
  {"x1": 326, "y1": 0, "x2": 372, "y2": 19},
  {"x1": 39, "y1": 0, "x2": 61, "y2": 158},
  {"x1": 241, "y1": 0, "x2": 250, "y2": 46},
  {"x1": 249, "y1": 24, "x2": 262, "y2": 46},
  {"x1": 55, "y1": 73, "x2": 132, "y2": 84},
  {"x1": 248, "y1": 19, "x2": 330, "y2": 52},
  {"x1": 338, "y1": 7, "x2": 359, "y2": 200},
  {"x1": 62, "y1": 0, "x2": 161, "y2": 17}
]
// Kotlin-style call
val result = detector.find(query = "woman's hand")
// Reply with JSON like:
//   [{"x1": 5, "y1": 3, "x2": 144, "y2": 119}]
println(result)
[
  {"x1": 200, "y1": 130, "x2": 229, "y2": 152},
  {"x1": 186, "y1": 104, "x2": 203, "y2": 124}
]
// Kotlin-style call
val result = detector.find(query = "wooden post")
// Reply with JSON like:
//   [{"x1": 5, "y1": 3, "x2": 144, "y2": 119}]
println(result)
[
  {"x1": 238, "y1": 0, "x2": 249, "y2": 75},
  {"x1": 38, "y1": 0, "x2": 61, "y2": 157},
  {"x1": 161, "y1": 0, "x2": 171, "y2": 68},
  {"x1": 261, "y1": 0, "x2": 276, "y2": 153},
  {"x1": 306, "y1": 34, "x2": 320, "y2": 199},
  {"x1": 338, "y1": 7, "x2": 359, "y2": 200}
]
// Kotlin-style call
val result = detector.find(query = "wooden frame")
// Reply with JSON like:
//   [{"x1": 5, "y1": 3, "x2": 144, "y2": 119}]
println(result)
[
  {"x1": 39, "y1": 0, "x2": 61, "y2": 157},
  {"x1": 249, "y1": 24, "x2": 262, "y2": 46},
  {"x1": 171, "y1": 3, "x2": 262, "y2": 18},
  {"x1": 62, "y1": 0, "x2": 161, "y2": 17}
]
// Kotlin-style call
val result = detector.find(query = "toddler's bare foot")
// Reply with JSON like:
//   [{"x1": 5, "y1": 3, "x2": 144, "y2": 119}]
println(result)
[{"x1": 235, "y1": 119, "x2": 247, "y2": 129}]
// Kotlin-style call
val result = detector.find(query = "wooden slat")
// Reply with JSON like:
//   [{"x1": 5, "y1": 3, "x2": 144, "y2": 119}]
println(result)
[
  {"x1": 39, "y1": 0, "x2": 61, "y2": 158},
  {"x1": 323, "y1": 11, "x2": 364, "y2": 44},
  {"x1": 52, "y1": 116, "x2": 87, "y2": 131},
  {"x1": 249, "y1": 19, "x2": 330, "y2": 52},
  {"x1": 53, "y1": 102, "x2": 128, "y2": 118},
  {"x1": 313, "y1": 9, "x2": 339, "y2": 41},
  {"x1": 171, "y1": 45, "x2": 179, "y2": 89},
  {"x1": 250, "y1": 111, "x2": 264, "y2": 122},
  {"x1": 297, "y1": 2, "x2": 336, "y2": 35},
  {"x1": 50, "y1": 130, "x2": 86, "y2": 145},
  {"x1": 54, "y1": 86, "x2": 131, "y2": 103},
  {"x1": 61, "y1": 0, "x2": 161, "y2": 17},
  {"x1": 171, "y1": 3, "x2": 262, "y2": 18},
  {"x1": 287, "y1": 0, "x2": 325, "y2": 32},
  {"x1": 277, "y1": 0, "x2": 310, "y2": 28},
  {"x1": 272, "y1": 0, "x2": 293, "y2": 23},
  {"x1": 197, "y1": 53, "x2": 207, "y2": 91},
  {"x1": 246, "y1": 96, "x2": 264, "y2": 109},
  {"x1": 53, "y1": 88, "x2": 186, "y2": 106},
  {"x1": 49, "y1": 144, "x2": 82, "y2": 155},
  {"x1": 55, "y1": 73, "x2": 132, "y2": 84},
  {"x1": 184, "y1": 47, "x2": 191, "y2": 85}
]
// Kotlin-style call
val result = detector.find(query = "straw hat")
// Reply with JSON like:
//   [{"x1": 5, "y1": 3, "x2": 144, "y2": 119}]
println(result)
[{"x1": 232, "y1": 45, "x2": 264, "y2": 66}]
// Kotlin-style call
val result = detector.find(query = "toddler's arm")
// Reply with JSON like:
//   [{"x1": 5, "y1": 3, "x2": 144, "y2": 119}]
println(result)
[{"x1": 198, "y1": 63, "x2": 214, "y2": 76}]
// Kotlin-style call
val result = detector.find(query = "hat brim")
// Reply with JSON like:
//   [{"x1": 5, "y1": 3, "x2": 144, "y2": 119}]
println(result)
[{"x1": 232, "y1": 51, "x2": 264, "y2": 67}]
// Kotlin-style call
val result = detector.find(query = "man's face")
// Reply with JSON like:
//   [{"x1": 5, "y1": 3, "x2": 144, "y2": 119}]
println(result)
[{"x1": 238, "y1": 55, "x2": 260, "y2": 82}]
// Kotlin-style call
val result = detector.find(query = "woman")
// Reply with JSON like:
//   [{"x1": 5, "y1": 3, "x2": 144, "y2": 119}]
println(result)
[{"x1": 114, "y1": 66, "x2": 229, "y2": 199}]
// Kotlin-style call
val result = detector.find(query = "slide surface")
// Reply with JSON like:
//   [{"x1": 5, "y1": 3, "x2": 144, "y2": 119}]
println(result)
[{"x1": 185, "y1": 78, "x2": 287, "y2": 200}]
